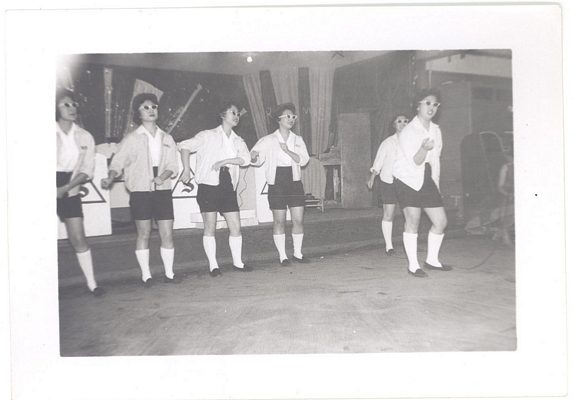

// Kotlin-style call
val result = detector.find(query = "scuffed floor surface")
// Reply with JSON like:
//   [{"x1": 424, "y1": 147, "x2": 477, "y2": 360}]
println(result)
[{"x1": 59, "y1": 236, "x2": 515, "y2": 356}]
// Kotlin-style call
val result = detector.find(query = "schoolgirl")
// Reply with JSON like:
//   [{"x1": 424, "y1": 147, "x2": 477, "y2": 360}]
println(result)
[
  {"x1": 250, "y1": 103, "x2": 311, "y2": 265},
  {"x1": 178, "y1": 102, "x2": 252, "y2": 277},
  {"x1": 101, "y1": 93, "x2": 180, "y2": 286}
]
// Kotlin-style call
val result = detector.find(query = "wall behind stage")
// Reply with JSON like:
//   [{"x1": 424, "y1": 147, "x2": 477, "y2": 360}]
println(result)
[
  {"x1": 68, "y1": 61, "x2": 258, "y2": 148},
  {"x1": 331, "y1": 51, "x2": 414, "y2": 206}
]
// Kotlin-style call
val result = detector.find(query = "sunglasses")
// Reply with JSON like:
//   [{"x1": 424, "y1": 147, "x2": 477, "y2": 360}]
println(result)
[
  {"x1": 419, "y1": 101, "x2": 440, "y2": 108},
  {"x1": 59, "y1": 102, "x2": 79, "y2": 108},
  {"x1": 396, "y1": 119, "x2": 409, "y2": 124},
  {"x1": 279, "y1": 114, "x2": 298, "y2": 120},
  {"x1": 140, "y1": 104, "x2": 158, "y2": 111}
]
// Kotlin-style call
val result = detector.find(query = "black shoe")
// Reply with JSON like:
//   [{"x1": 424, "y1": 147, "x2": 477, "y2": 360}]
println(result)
[
  {"x1": 385, "y1": 248, "x2": 396, "y2": 256},
  {"x1": 292, "y1": 256, "x2": 310, "y2": 264},
  {"x1": 142, "y1": 278, "x2": 154, "y2": 288},
  {"x1": 91, "y1": 287, "x2": 105, "y2": 297},
  {"x1": 408, "y1": 268, "x2": 428, "y2": 278},
  {"x1": 163, "y1": 274, "x2": 183, "y2": 283},
  {"x1": 233, "y1": 264, "x2": 253, "y2": 272},
  {"x1": 279, "y1": 259, "x2": 291, "y2": 266},
  {"x1": 209, "y1": 268, "x2": 222, "y2": 277},
  {"x1": 423, "y1": 262, "x2": 453, "y2": 271}
]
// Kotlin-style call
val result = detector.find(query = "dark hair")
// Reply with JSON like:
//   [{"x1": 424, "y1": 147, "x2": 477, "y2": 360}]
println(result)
[
  {"x1": 55, "y1": 89, "x2": 76, "y2": 120},
  {"x1": 389, "y1": 113, "x2": 410, "y2": 135},
  {"x1": 218, "y1": 101, "x2": 241, "y2": 118},
  {"x1": 132, "y1": 93, "x2": 159, "y2": 125},
  {"x1": 412, "y1": 88, "x2": 441, "y2": 114},
  {"x1": 272, "y1": 102, "x2": 297, "y2": 122}
]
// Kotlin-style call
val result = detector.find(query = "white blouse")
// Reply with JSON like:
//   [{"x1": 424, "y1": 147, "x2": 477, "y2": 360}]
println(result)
[
  {"x1": 56, "y1": 122, "x2": 80, "y2": 172},
  {"x1": 392, "y1": 117, "x2": 442, "y2": 191}
]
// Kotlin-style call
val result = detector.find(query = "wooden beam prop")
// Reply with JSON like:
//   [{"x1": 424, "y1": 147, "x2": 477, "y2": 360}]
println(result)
[{"x1": 166, "y1": 83, "x2": 203, "y2": 135}]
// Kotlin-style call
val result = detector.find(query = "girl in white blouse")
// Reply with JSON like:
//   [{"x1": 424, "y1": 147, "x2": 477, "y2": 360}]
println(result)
[
  {"x1": 56, "y1": 89, "x2": 103, "y2": 296},
  {"x1": 367, "y1": 113, "x2": 409, "y2": 256},
  {"x1": 101, "y1": 93, "x2": 180, "y2": 286},
  {"x1": 393, "y1": 89, "x2": 451, "y2": 277},
  {"x1": 178, "y1": 102, "x2": 252, "y2": 277},
  {"x1": 250, "y1": 103, "x2": 310, "y2": 266}
]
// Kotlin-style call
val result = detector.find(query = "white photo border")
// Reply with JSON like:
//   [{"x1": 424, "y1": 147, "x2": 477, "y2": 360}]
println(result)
[{"x1": 5, "y1": 4, "x2": 565, "y2": 400}]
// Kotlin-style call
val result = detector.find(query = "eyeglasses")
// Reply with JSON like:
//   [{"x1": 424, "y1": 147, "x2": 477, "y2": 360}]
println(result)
[
  {"x1": 227, "y1": 110, "x2": 241, "y2": 117},
  {"x1": 140, "y1": 104, "x2": 158, "y2": 111},
  {"x1": 419, "y1": 101, "x2": 440, "y2": 108},
  {"x1": 279, "y1": 114, "x2": 298, "y2": 120},
  {"x1": 396, "y1": 119, "x2": 409, "y2": 124},
  {"x1": 59, "y1": 102, "x2": 79, "y2": 108}
]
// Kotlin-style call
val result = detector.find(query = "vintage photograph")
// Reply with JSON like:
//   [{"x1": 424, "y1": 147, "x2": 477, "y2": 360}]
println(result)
[
  {"x1": 6, "y1": 3, "x2": 565, "y2": 400},
  {"x1": 57, "y1": 50, "x2": 516, "y2": 356}
]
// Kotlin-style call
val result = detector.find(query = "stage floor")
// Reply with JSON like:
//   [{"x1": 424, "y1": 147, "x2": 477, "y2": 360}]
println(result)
[{"x1": 59, "y1": 232, "x2": 515, "y2": 356}]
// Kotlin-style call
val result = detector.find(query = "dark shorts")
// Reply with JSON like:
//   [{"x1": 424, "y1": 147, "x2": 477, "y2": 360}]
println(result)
[
  {"x1": 395, "y1": 164, "x2": 443, "y2": 209},
  {"x1": 268, "y1": 167, "x2": 306, "y2": 210},
  {"x1": 196, "y1": 167, "x2": 240, "y2": 214},
  {"x1": 57, "y1": 172, "x2": 83, "y2": 221},
  {"x1": 130, "y1": 190, "x2": 174, "y2": 221},
  {"x1": 380, "y1": 181, "x2": 398, "y2": 205}
]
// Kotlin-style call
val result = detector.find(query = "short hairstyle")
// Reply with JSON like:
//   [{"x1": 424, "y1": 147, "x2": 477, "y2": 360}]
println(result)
[
  {"x1": 390, "y1": 113, "x2": 410, "y2": 133},
  {"x1": 218, "y1": 101, "x2": 242, "y2": 118},
  {"x1": 412, "y1": 88, "x2": 441, "y2": 114},
  {"x1": 272, "y1": 102, "x2": 297, "y2": 122},
  {"x1": 55, "y1": 89, "x2": 77, "y2": 120},
  {"x1": 132, "y1": 93, "x2": 159, "y2": 125}
]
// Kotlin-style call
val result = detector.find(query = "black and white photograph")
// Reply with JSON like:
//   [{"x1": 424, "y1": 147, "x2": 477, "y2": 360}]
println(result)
[
  {"x1": 55, "y1": 49, "x2": 516, "y2": 357},
  {"x1": 4, "y1": 2, "x2": 569, "y2": 400}
]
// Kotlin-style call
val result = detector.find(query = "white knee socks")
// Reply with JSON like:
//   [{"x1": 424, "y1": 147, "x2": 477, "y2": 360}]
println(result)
[
  {"x1": 135, "y1": 249, "x2": 152, "y2": 282},
  {"x1": 382, "y1": 220, "x2": 393, "y2": 251},
  {"x1": 273, "y1": 234, "x2": 288, "y2": 261},
  {"x1": 203, "y1": 236, "x2": 219, "y2": 271},
  {"x1": 292, "y1": 233, "x2": 304, "y2": 259},
  {"x1": 160, "y1": 247, "x2": 174, "y2": 279},
  {"x1": 76, "y1": 249, "x2": 97, "y2": 291},
  {"x1": 426, "y1": 232, "x2": 444, "y2": 268},
  {"x1": 229, "y1": 235, "x2": 244, "y2": 268},
  {"x1": 403, "y1": 232, "x2": 420, "y2": 272}
]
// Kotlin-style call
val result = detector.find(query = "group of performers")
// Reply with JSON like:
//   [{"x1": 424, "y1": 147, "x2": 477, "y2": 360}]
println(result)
[
  {"x1": 57, "y1": 90, "x2": 311, "y2": 296},
  {"x1": 57, "y1": 87, "x2": 451, "y2": 297},
  {"x1": 368, "y1": 89, "x2": 451, "y2": 278}
]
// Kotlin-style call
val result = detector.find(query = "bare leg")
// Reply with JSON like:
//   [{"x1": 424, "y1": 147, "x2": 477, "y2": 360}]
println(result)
[
  {"x1": 201, "y1": 212, "x2": 219, "y2": 272},
  {"x1": 223, "y1": 211, "x2": 245, "y2": 268},
  {"x1": 402, "y1": 207, "x2": 422, "y2": 272},
  {"x1": 289, "y1": 206, "x2": 305, "y2": 259},
  {"x1": 65, "y1": 217, "x2": 98, "y2": 291},
  {"x1": 272, "y1": 209, "x2": 288, "y2": 262},
  {"x1": 423, "y1": 206, "x2": 448, "y2": 268},
  {"x1": 382, "y1": 203, "x2": 396, "y2": 252},
  {"x1": 157, "y1": 219, "x2": 175, "y2": 279}
]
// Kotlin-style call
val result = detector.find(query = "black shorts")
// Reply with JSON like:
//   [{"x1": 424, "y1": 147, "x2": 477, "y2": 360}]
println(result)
[
  {"x1": 268, "y1": 167, "x2": 306, "y2": 210},
  {"x1": 380, "y1": 181, "x2": 398, "y2": 205},
  {"x1": 130, "y1": 190, "x2": 174, "y2": 221},
  {"x1": 395, "y1": 164, "x2": 443, "y2": 209},
  {"x1": 196, "y1": 167, "x2": 240, "y2": 214},
  {"x1": 57, "y1": 172, "x2": 83, "y2": 221}
]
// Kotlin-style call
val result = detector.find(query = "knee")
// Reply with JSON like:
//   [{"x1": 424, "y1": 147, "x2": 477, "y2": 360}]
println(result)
[
  {"x1": 404, "y1": 217, "x2": 420, "y2": 233},
  {"x1": 229, "y1": 225, "x2": 241, "y2": 237},
  {"x1": 160, "y1": 233, "x2": 174, "y2": 247},
  {"x1": 382, "y1": 212, "x2": 394, "y2": 222},
  {"x1": 292, "y1": 217, "x2": 304, "y2": 229},
  {"x1": 137, "y1": 229, "x2": 151, "y2": 241},
  {"x1": 435, "y1": 218, "x2": 448, "y2": 233},
  {"x1": 70, "y1": 236, "x2": 89, "y2": 253}
]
